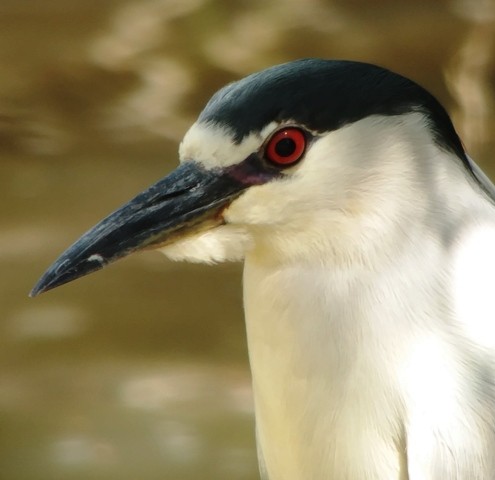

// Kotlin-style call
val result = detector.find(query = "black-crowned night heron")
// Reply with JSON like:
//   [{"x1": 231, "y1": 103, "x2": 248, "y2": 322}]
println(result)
[{"x1": 32, "y1": 59, "x2": 495, "y2": 479}]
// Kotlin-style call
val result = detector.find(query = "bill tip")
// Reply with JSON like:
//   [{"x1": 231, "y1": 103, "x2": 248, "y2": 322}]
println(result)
[{"x1": 29, "y1": 278, "x2": 53, "y2": 298}]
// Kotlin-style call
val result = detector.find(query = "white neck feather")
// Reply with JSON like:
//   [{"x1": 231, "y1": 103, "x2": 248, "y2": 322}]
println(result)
[
  {"x1": 241, "y1": 115, "x2": 494, "y2": 479},
  {"x1": 163, "y1": 112, "x2": 495, "y2": 479}
]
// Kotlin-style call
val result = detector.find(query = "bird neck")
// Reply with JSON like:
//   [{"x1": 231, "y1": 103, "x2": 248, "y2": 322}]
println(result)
[{"x1": 241, "y1": 142, "x2": 492, "y2": 479}]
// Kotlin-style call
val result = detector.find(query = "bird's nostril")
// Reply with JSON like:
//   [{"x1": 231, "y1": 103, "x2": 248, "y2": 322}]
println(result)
[{"x1": 152, "y1": 186, "x2": 197, "y2": 204}]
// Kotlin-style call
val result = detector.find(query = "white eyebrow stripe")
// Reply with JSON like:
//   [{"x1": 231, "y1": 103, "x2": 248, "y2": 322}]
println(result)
[{"x1": 179, "y1": 121, "x2": 279, "y2": 169}]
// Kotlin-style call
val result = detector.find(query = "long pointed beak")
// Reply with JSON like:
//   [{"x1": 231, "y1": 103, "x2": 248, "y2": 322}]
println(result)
[{"x1": 31, "y1": 159, "x2": 270, "y2": 297}]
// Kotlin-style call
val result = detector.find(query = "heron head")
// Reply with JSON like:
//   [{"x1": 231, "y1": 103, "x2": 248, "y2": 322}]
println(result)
[{"x1": 31, "y1": 59, "x2": 465, "y2": 295}]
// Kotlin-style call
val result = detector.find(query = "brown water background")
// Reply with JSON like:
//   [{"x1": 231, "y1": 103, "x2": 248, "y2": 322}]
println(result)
[{"x1": 2, "y1": 1, "x2": 495, "y2": 479}]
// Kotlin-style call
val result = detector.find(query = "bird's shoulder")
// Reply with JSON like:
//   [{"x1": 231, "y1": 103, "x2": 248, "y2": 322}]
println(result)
[{"x1": 449, "y1": 214, "x2": 495, "y2": 351}]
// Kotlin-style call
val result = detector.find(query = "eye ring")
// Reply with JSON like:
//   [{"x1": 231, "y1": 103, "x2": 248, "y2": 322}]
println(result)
[{"x1": 265, "y1": 127, "x2": 307, "y2": 167}]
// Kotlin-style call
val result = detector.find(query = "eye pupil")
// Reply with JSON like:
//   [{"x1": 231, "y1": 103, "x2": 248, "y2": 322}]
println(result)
[
  {"x1": 275, "y1": 138, "x2": 296, "y2": 157},
  {"x1": 265, "y1": 127, "x2": 307, "y2": 167}
]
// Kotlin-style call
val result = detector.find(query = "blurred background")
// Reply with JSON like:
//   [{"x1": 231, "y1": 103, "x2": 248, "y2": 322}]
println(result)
[{"x1": 2, "y1": 0, "x2": 495, "y2": 479}]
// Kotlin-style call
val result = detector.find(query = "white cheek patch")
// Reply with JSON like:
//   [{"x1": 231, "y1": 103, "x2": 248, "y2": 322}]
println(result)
[
  {"x1": 158, "y1": 225, "x2": 252, "y2": 264},
  {"x1": 179, "y1": 121, "x2": 279, "y2": 169}
]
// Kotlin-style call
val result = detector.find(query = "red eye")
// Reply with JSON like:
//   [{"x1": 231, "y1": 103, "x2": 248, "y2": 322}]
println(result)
[{"x1": 265, "y1": 128, "x2": 306, "y2": 166}]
